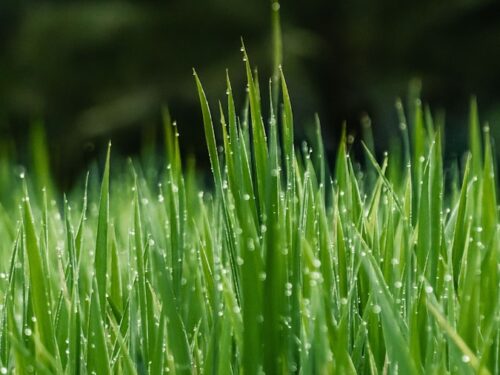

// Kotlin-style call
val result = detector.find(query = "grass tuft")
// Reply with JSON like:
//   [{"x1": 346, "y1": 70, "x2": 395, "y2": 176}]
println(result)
[{"x1": 0, "y1": 48, "x2": 499, "y2": 375}]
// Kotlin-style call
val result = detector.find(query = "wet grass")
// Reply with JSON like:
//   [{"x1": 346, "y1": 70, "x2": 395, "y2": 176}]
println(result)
[{"x1": 0, "y1": 41, "x2": 499, "y2": 375}]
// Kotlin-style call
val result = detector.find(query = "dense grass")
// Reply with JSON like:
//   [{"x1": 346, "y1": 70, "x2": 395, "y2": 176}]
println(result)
[{"x1": 0, "y1": 48, "x2": 499, "y2": 374}]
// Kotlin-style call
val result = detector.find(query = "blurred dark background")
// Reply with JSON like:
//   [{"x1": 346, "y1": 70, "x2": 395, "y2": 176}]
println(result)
[{"x1": 1, "y1": 0, "x2": 500, "y2": 188}]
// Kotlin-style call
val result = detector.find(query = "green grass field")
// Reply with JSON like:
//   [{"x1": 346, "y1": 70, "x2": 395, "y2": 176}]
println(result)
[{"x1": 0, "y1": 40, "x2": 499, "y2": 374}]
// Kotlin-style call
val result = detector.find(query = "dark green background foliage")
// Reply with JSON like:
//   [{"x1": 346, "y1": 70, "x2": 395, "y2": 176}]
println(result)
[{"x1": 1, "y1": 0, "x2": 500, "y2": 187}]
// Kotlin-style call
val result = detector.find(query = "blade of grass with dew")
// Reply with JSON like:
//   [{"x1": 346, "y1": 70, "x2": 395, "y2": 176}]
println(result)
[
  {"x1": 22, "y1": 182, "x2": 61, "y2": 372},
  {"x1": 132, "y1": 178, "x2": 151, "y2": 366},
  {"x1": 194, "y1": 71, "x2": 242, "y2": 306},
  {"x1": 86, "y1": 279, "x2": 111, "y2": 375},
  {"x1": 95, "y1": 142, "x2": 111, "y2": 315},
  {"x1": 450, "y1": 155, "x2": 471, "y2": 282},
  {"x1": 242, "y1": 44, "x2": 269, "y2": 217},
  {"x1": 263, "y1": 82, "x2": 287, "y2": 374},
  {"x1": 109, "y1": 226, "x2": 123, "y2": 315},
  {"x1": 427, "y1": 299, "x2": 490, "y2": 375},
  {"x1": 107, "y1": 308, "x2": 137, "y2": 375},
  {"x1": 481, "y1": 125, "x2": 497, "y2": 245},
  {"x1": 151, "y1": 248, "x2": 191, "y2": 373},
  {"x1": 358, "y1": 237, "x2": 419, "y2": 375},
  {"x1": 0, "y1": 231, "x2": 20, "y2": 371},
  {"x1": 429, "y1": 130, "x2": 443, "y2": 286}
]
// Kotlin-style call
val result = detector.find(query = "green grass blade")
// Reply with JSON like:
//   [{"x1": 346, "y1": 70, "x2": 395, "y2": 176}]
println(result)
[
  {"x1": 95, "y1": 142, "x2": 111, "y2": 315},
  {"x1": 22, "y1": 183, "x2": 60, "y2": 372}
]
